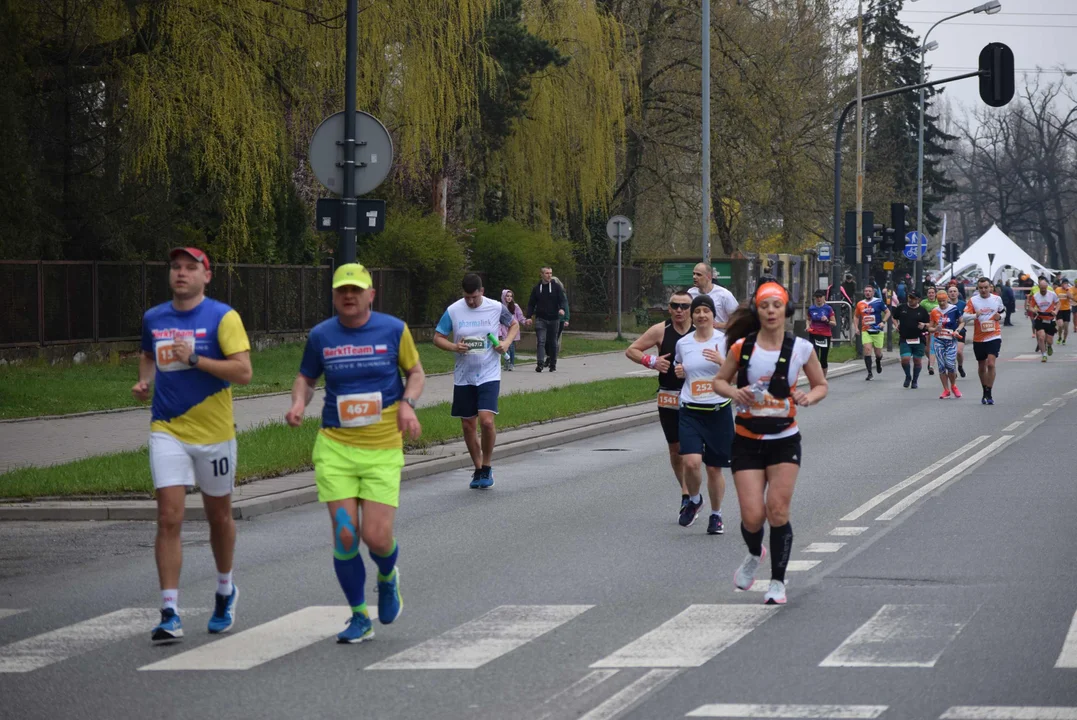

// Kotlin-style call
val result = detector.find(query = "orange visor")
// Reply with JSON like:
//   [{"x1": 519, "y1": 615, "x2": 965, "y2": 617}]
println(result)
[{"x1": 755, "y1": 282, "x2": 789, "y2": 305}]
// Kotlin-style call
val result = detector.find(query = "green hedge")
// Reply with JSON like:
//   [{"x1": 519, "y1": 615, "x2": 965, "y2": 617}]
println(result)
[{"x1": 466, "y1": 220, "x2": 576, "y2": 303}]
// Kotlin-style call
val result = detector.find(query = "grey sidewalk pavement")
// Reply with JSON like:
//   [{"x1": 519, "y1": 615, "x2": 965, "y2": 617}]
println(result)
[
  {"x1": 0, "y1": 354, "x2": 897, "y2": 521},
  {"x1": 0, "y1": 351, "x2": 637, "y2": 472}
]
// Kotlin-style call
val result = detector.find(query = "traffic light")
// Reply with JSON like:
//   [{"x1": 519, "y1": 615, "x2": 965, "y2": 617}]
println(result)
[
  {"x1": 891, "y1": 202, "x2": 908, "y2": 244},
  {"x1": 861, "y1": 211, "x2": 874, "y2": 263},
  {"x1": 944, "y1": 242, "x2": 959, "y2": 263},
  {"x1": 979, "y1": 42, "x2": 1014, "y2": 108},
  {"x1": 844, "y1": 211, "x2": 857, "y2": 265}
]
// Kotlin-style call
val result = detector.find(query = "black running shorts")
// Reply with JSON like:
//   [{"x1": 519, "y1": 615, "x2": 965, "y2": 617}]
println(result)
[
  {"x1": 731, "y1": 433, "x2": 802, "y2": 473},
  {"x1": 973, "y1": 339, "x2": 1002, "y2": 361},
  {"x1": 1034, "y1": 319, "x2": 1057, "y2": 336},
  {"x1": 658, "y1": 406, "x2": 680, "y2": 444}
]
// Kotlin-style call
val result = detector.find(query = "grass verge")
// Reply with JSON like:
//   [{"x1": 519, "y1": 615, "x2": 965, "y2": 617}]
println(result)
[
  {"x1": 0, "y1": 376, "x2": 655, "y2": 499},
  {"x1": 827, "y1": 344, "x2": 858, "y2": 365},
  {"x1": 0, "y1": 336, "x2": 631, "y2": 420}
]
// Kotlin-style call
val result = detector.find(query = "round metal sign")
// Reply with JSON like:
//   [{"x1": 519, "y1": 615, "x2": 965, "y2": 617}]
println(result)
[
  {"x1": 606, "y1": 215, "x2": 633, "y2": 244},
  {"x1": 308, "y1": 111, "x2": 394, "y2": 196}
]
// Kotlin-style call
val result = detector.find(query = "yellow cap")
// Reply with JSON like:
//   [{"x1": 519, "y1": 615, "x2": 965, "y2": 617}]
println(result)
[{"x1": 332, "y1": 263, "x2": 372, "y2": 290}]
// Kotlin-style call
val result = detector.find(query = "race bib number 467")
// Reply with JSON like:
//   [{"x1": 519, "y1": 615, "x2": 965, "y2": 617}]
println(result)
[{"x1": 336, "y1": 392, "x2": 383, "y2": 428}]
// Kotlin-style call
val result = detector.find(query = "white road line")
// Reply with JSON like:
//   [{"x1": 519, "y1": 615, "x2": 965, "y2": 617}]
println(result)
[
  {"x1": 1045, "y1": 398, "x2": 1064, "y2": 406},
  {"x1": 1065, "y1": 389, "x2": 1077, "y2": 397},
  {"x1": 819, "y1": 604, "x2": 979, "y2": 668},
  {"x1": 1054, "y1": 609, "x2": 1077, "y2": 668},
  {"x1": 840, "y1": 436, "x2": 991, "y2": 521},
  {"x1": 576, "y1": 668, "x2": 679, "y2": 720},
  {"x1": 829, "y1": 527, "x2": 868, "y2": 536},
  {"x1": 0, "y1": 608, "x2": 161, "y2": 673},
  {"x1": 786, "y1": 560, "x2": 821, "y2": 571},
  {"x1": 803, "y1": 543, "x2": 845, "y2": 553},
  {"x1": 539, "y1": 669, "x2": 621, "y2": 714},
  {"x1": 591, "y1": 605, "x2": 776, "y2": 668},
  {"x1": 941, "y1": 708, "x2": 1077, "y2": 720},
  {"x1": 687, "y1": 704, "x2": 889, "y2": 718},
  {"x1": 1003, "y1": 421, "x2": 1024, "y2": 431},
  {"x1": 367, "y1": 605, "x2": 592, "y2": 670},
  {"x1": 1026, "y1": 409, "x2": 1042, "y2": 418},
  {"x1": 139, "y1": 605, "x2": 360, "y2": 671},
  {"x1": 0, "y1": 609, "x2": 26, "y2": 620},
  {"x1": 876, "y1": 436, "x2": 1012, "y2": 521}
]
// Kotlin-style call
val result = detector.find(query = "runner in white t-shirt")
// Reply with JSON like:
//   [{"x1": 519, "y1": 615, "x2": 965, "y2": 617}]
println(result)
[
  {"x1": 962, "y1": 277, "x2": 1005, "y2": 405},
  {"x1": 673, "y1": 294, "x2": 733, "y2": 534},
  {"x1": 433, "y1": 274, "x2": 519, "y2": 489},
  {"x1": 713, "y1": 281, "x2": 827, "y2": 606},
  {"x1": 688, "y1": 262, "x2": 740, "y2": 329}
]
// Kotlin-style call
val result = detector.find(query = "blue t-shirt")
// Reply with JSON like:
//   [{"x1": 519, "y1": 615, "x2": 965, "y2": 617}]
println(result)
[
  {"x1": 807, "y1": 304, "x2": 834, "y2": 336},
  {"x1": 141, "y1": 297, "x2": 250, "y2": 444},
  {"x1": 857, "y1": 298, "x2": 888, "y2": 333}
]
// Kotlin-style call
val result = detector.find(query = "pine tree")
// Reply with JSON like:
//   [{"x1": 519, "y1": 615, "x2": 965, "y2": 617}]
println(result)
[{"x1": 863, "y1": 0, "x2": 956, "y2": 237}]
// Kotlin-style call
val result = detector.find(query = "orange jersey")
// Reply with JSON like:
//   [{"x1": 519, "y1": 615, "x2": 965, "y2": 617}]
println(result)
[
  {"x1": 855, "y1": 298, "x2": 886, "y2": 332},
  {"x1": 1056, "y1": 287, "x2": 1071, "y2": 311},
  {"x1": 964, "y1": 294, "x2": 1005, "y2": 343},
  {"x1": 1030, "y1": 290, "x2": 1059, "y2": 320}
]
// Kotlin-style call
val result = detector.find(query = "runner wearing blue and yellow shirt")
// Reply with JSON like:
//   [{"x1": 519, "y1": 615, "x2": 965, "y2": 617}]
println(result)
[
  {"x1": 286, "y1": 263, "x2": 425, "y2": 644},
  {"x1": 133, "y1": 247, "x2": 252, "y2": 644}
]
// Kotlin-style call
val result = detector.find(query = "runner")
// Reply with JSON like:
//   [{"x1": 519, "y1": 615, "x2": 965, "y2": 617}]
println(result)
[
  {"x1": 134, "y1": 247, "x2": 252, "y2": 644},
  {"x1": 890, "y1": 290, "x2": 932, "y2": 389},
  {"x1": 285, "y1": 263, "x2": 425, "y2": 643},
  {"x1": 625, "y1": 290, "x2": 694, "y2": 515},
  {"x1": 712, "y1": 281, "x2": 828, "y2": 605},
  {"x1": 963, "y1": 277, "x2": 1006, "y2": 405},
  {"x1": 854, "y1": 285, "x2": 890, "y2": 380},
  {"x1": 1030, "y1": 276, "x2": 1060, "y2": 362},
  {"x1": 947, "y1": 285, "x2": 967, "y2": 378},
  {"x1": 920, "y1": 286, "x2": 940, "y2": 376},
  {"x1": 807, "y1": 290, "x2": 837, "y2": 377},
  {"x1": 687, "y1": 262, "x2": 740, "y2": 329},
  {"x1": 433, "y1": 273, "x2": 519, "y2": 489},
  {"x1": 929, "y1": 289, "x2": 964, "y2": 399},
  {"x1": 1069, "y1": 280, "x2": 1077, "y2": 336},
  {"x1": 1054, "y1": 278, "x2": 1071, "y2": 346},
  {"x1": 673, "y1": 294, "x2": 732, "y2": 534}
]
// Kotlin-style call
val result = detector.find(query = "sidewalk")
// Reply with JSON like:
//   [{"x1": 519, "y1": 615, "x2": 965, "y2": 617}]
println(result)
[
  {"x1": 0, "y1": 354, "x2": 898, "y2": 521},
  {"x1": 0, "y1": 351, "x2": 631, "y2": 472}
]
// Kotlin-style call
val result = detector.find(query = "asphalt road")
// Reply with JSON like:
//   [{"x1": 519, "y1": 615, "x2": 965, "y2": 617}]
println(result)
[{"x1": 1, "y1": 329, "x2": 1075, "y2": 720}]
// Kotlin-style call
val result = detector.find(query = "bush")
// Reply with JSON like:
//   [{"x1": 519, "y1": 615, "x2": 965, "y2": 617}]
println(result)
[
  {"x1": 466, "y1": 220, "x2": 576, "y2": 306},
  {"x1": 359, "y1": 212, "x2": 466, "y2": 325}
]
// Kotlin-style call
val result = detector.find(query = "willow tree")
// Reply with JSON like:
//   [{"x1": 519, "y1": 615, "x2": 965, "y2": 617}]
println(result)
[{"x1": 484, "y1": 0, "x2": 638, "y2": 230}]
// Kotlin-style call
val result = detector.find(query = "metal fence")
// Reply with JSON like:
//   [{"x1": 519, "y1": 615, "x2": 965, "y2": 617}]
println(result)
[{"x1": 0, "y1": 261, "x2": 410, "y2": 348}]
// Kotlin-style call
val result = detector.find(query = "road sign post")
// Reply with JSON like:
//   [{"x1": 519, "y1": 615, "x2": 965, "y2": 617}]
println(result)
[{"x1": 606, "y1": 215, "x2": 633, "y2": 341}]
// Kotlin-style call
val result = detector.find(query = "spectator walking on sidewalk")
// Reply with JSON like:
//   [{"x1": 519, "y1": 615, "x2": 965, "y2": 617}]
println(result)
[
  {"x1": 526, "y1": 266, "x2": 566, "y2": 373},
  {"x1": 499, "y1": 289, "x2": 525, "y2": 371}
]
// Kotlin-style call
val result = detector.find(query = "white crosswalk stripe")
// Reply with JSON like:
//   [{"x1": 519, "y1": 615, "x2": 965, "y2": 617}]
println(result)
[
  {"x1": 366, "y1": 604, "x2": 592, "y2": 670},
  {"x1": 591, "y1": 605, "x2": 777, "y2": 668},
  {"x1": 0, "y1": 608, "x2": 161, "y2": 673},
  {"x1": 1054, "y1": 609, "x2": 1077, "y2": 668},
  {"x1": 139, "y1": 606, "x2": 366, "y2": 671},
  {"x1": 820, "y1": 604, "x2": 980, "y2": 668},
  {"x1": 0, "y1": 609, "x2": 27, "y2": 621},
  {"x1": 940, "y1": 708, "x2": 1077, "y2": 720},
  {"x1": 687, "y1": 704, "x2": 889, "y2": 718}
]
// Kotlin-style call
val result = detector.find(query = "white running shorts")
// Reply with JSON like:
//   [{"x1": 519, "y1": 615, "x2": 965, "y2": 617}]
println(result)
[{"x1": 148, "y1": 432, "x2": 237, "y2": 497}]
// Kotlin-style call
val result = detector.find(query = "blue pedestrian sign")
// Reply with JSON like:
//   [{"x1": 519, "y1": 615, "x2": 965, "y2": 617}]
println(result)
[{"x1": 904, "y1": 231, "x2": 928, "y2": 260}]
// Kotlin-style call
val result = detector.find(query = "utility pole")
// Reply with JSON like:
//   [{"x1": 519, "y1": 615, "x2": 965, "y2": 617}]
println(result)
[
  {"x1": 701, "y1": 0, "x2": 711, "y2": 265},
  {"x1": 336, "y1": 0, "x2": 358, "y2": 265},
  {"x1": 855, "y1": 0, "x2": 864, "y2": 287}
]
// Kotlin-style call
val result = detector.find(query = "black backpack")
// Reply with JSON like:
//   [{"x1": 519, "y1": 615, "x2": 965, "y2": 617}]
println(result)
[{"x1": 735, "y1": 332, "x2": 797, "y2": 436}]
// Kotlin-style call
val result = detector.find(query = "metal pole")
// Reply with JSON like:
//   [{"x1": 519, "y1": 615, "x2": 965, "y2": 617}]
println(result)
[
  {"x1": 617, "y1": 232, "x2": 623, "y2": 340},
  {"x1": 337, "y1": 0, "x2": 358, "y2": 265},
  {"x1": 855, "y1": 0, "x2": 864, "y2": 284},
  {"x1": 701, "y1": 0, "x2": 711, "y2": 264}
]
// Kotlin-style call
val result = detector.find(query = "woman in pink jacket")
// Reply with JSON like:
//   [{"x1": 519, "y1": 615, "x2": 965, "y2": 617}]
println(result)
[{"x1": 500, "y1": 288, "x2": 526, "y2": 370}]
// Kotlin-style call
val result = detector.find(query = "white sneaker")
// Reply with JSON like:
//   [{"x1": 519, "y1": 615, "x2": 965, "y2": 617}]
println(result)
[
  {"x1": 763, "y1": 579, "x2": 787, "y2": 605},
  {"x1": 733, "y1": 547, "x2": 766, "y2": 591}
]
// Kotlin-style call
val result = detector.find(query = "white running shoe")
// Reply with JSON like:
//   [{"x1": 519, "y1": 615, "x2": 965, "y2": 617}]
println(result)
[
  {"x1": 733, "y1": 547, "x2": 766, "y2": 591},
  {"x1": 763, "y1": 579, "x2": 787, "y2": 605}
]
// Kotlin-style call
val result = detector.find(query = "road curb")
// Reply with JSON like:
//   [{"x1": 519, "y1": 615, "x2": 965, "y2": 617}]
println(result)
[{"x1": 0, "y1": 353, "x2": 897, "y2": 522}]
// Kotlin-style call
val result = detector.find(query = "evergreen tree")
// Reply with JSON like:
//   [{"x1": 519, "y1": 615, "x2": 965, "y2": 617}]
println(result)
[{"x1": 863, "y1": 0, "x2": 956, "y2": 237}]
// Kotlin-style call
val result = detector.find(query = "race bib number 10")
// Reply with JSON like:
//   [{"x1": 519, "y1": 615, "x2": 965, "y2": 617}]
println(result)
[
  {"x1": 336, "y1": 392, "x2": 383, "y2": 428},
  {"x1": 155, "y1": 339, "x2": 193, "y2": 373}
]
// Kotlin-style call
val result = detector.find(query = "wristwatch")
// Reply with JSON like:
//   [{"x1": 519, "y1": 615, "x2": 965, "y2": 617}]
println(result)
[
  {"x1": 402, "y1": 397, "x2": 417, "y2": 409},
  {"x1": 187, "y1": 353, "x2": 200, "y2": 367}
]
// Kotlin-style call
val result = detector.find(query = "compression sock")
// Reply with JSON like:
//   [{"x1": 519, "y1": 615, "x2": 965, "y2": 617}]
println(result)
[
  {"x1": 864, "y1": 356, "x2": 873, "y2": 373},
  {"x1": 333, "y1": 550, "x2": 367, "y2": 611},
  {"x1": 913, "y1": 365, "x2": 922, "y2": 384},
  {"x1": 370, "y1": 540, "x2": 399, "y2": 581},
  {"x1": 903, "y1": 362, "x2": 912, "y2": 380},
  {"x1": 876, "y1": 356, "x2": 883, "y2": 373},
  {"x1": 769, "y1": 522, "x2": 794, "y2": 583},
  {"x1": 740, "y1": 523, "x2": 764, "y2": 557}
]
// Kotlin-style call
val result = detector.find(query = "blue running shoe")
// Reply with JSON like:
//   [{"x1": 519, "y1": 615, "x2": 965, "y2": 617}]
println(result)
[
  {"x1": 477, "y1": 467, "x2": 494, "y2": 489},
  {"x1": 986, "y1": 397, "x2": 995, "y2": 405},
  {"x1": 208, "y1": 585, "x2": 239, "y2": 634},
  {"x1": 337, "y1": 612, "x2": 375, "y2": 644},
  {"x1": 377, "y1": 568, "x2": 402, "y2": 625},
  {"x1": 469, "y1": 468, "x2": 482, "y2": 489},
  {"x1": 151, "y1": 608, "x2": 183, "y2": 645}
]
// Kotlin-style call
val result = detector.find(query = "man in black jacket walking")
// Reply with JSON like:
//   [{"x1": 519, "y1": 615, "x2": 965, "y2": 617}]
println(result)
[{"x1": 526, "y1": 266, "x2": 566, "y2": 372}]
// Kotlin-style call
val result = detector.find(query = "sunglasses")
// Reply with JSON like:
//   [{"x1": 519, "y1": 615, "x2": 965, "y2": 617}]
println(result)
[{"x1": 669, "y1": 302, "x2": 691, "y2": 310}]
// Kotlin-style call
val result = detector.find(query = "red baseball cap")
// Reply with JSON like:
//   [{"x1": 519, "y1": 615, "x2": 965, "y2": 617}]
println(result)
[{"x1": 169, "y1": 247, "x2": 210, "y2": 271}]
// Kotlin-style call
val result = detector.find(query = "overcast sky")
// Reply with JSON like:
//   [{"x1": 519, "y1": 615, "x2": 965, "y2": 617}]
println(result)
[{"x1": 894, "y1": 0, "x2": 1076, "y2": 117}]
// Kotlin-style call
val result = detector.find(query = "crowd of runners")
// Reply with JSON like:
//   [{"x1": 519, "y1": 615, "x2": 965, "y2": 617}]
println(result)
[{"x1": 131, "y1": 248, "x2": 1072, "y2": 644}]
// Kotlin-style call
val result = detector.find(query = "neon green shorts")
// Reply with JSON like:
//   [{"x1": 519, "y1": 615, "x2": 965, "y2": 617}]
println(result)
[
  {"x1": 862, "y1": 331, "x2": 885, "y2": 349},
  {"x1": 312, "y1": 433, "x2": 404, "y2": 507}
]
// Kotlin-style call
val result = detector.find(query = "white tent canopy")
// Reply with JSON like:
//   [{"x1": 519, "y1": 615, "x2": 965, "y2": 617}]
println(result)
[{"x1": 936, "y1": 224, "x2": 1051, "y2": 283}]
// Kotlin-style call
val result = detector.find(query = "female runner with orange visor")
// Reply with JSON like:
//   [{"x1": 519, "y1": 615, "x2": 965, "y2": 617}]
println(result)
[{"x1": 712, "y1": 281, "x2": 828, "y2": 605}]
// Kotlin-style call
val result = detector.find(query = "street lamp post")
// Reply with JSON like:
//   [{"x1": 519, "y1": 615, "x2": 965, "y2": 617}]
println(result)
[
  {"x1": 702, "y1": 0, "x2": 711, "y2": 265},
  {"x1": 915, "y1": 0, "x2": 1001, "y2": 291}
]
